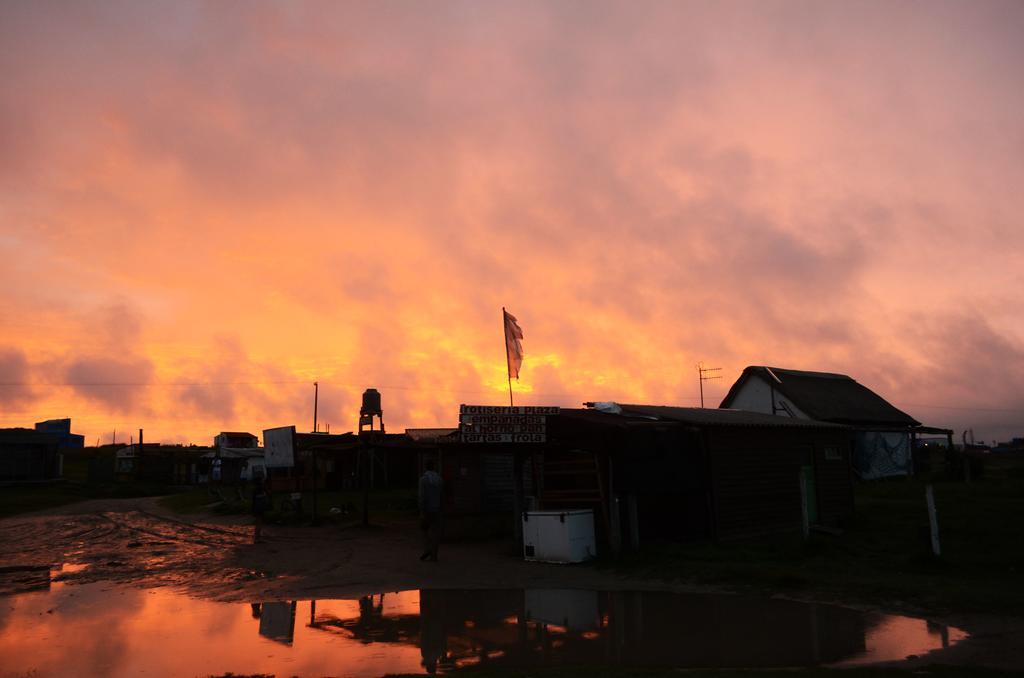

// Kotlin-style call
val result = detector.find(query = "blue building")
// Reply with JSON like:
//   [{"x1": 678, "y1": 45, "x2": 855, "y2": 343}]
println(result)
[{"x1": 34, "y1": 418, "x2": 85, "y2": 451}]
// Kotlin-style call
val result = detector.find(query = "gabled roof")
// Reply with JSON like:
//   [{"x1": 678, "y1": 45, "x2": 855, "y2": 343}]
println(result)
[{"x1": 720, "y1": 366, "x2": 920, "y2": 427}]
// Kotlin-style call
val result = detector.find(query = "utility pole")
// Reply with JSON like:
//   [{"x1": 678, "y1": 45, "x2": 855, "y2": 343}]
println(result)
[
  {"x1": 313, "y1": 381, "x2": 319, "y2": 433},
  {"x1": 311, "y1": 447, "x2": 319, "y2": 526},
  {"x1": 697, "y1": 362, "x2": 722, "y2": 408}
]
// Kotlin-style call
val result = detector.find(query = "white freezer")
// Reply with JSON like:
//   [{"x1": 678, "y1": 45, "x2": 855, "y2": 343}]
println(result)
[{"x1": 522, "y1": 509, "x2": 596, "y2": 563}]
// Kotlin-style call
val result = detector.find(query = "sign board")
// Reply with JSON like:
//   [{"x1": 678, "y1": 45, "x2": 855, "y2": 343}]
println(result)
[
  {"x1": 460, "y1": 415, "x2": 546, "y2": 434},
  {"x1": 460, "y1": 405, "x2": 560, "y2": 416},
  {"x1": 263, "y1": 426, "x2": 296, "y2": 468},
  {"x1": 458, "y1": 404, "x2": 559, "y2": 443},
  {"x1": 461, "y1": 433, "x2": 547, "y2": 443}
]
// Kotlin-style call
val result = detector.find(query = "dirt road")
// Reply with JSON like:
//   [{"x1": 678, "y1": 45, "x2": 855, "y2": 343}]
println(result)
[{"x1": 0, "y1": 497, "x2": 681, "y2": 600}]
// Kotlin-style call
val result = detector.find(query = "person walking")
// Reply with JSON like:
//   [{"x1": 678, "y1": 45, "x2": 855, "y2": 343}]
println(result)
[{"x1": 418, "y1": 459, "x2": 443, "y2": 562}]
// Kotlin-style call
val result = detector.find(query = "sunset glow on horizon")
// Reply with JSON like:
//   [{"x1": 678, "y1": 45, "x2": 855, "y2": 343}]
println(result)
[{"x1": 2, "y1": 1, "x2": 1022, "y2": 445}]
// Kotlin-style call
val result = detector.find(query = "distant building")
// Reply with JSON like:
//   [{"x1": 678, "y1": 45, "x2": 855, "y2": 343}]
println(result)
[
  {"x1": 214, "y1": 431, "x2": 259, "y2": 449},
  {"x1": 34, "y1": 418, "x2": 85, "y2": 451},
  {"x1": 206, "y1": 430, "x2": 264, "y2": 484},
  {"x1": 0, "y1": 428, "x2": 63, "y2": 481},
  {"x1": 113, "y1": 442, "x2": 210, "y2": 485},
  {"x1": 993, "y1": 438, "x2": 1024, "y2": 454},
  {"x1": 720, "y1": 366, "x2": 950, "y2": 480},
  {"x1": 202, "y1": 447, "x2": 266, "y2": 484}
]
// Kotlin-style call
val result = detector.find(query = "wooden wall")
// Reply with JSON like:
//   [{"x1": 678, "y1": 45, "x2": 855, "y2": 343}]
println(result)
[{"x1": 706, "y1": 426, "x2": 853, "y2": 541}]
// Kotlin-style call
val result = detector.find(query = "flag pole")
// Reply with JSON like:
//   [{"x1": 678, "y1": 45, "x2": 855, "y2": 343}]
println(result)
[{"x1": 503, "y1": 306, "x2": 514, "y2": 407}]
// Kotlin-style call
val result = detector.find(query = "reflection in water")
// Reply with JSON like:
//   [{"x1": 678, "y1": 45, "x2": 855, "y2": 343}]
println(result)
[
  {"x1": 258, "y1": 601, "x2": 297, "y2": 644},
  {"x1": 420, "y1": 590, "x2": 447, "y2": 674},
  {"x1": 0, "y1": 562, "x2": 90, "y2": 597},
  {"x1": 297, "y1": 588, "x2": 966, "y2": 672},
  {"x1": 0, "y1": 584, "x2": 967, "y2": 677}
]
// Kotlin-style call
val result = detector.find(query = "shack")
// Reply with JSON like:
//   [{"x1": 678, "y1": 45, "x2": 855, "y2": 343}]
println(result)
[
  {"x1": 719, "y1": 366, "x2": 953, "y2": 479},
  {"x1": 0, "y1": 428, "x2": 62, "y2": 482},
  {"x1": 576, "y1": 405, "x2": 854, "y2": 544},
  {"x1": 444, "y1": 404, "x2": 854, "y2": 550},
  {"x1": 116, "y1": 443, "x2": 210, "y2": 485},
  {"x1": 261, "y1": 428, "x2": 424, "y2": 494}
]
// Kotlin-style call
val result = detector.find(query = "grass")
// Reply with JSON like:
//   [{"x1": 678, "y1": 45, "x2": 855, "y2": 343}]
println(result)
[
  {"x1": 0, "y1": 479, "x2": 184, "y2": 518},
  {"x1": 0, "y1": 484, "x2": 89, "y2": 518},
  {"x1": 604, "y1": 452, "x2": 1024, "y2": 616},
  {"x1": 0, "y1": 447, "x2": 195, "y2": 518}
]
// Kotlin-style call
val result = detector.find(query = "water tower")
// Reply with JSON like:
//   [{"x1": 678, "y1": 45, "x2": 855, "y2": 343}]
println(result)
[{"x1": 359, "y1": 388, "x2": 384, "y2": 434}]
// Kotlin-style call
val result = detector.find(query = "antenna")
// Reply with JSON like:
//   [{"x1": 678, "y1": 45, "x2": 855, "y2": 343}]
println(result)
[{"x1": 696, "y1": 362, "x2": 722, "y2": 408}]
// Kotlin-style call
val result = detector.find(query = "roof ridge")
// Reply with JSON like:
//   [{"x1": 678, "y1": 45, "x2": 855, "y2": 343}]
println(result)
[{"x1": 760, "y1": 366, "x2": 852, "y2": 380}]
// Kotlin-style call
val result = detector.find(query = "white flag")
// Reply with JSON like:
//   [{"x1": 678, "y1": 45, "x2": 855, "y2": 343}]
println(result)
[{"x1": 503, "y1": 308, "x2": 524, "y2": 380}]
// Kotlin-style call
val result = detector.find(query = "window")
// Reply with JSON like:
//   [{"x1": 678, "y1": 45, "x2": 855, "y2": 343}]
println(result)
[{"x1": 824, "y1": 445, "x2": 842, "y2": 461}]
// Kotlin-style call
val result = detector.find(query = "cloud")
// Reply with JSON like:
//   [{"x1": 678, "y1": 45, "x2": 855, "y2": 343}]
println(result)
[
  {"x1": 1, "y1": 1, "x2": 1022, "y2": 443},
  {"x1": 0, "y1": 348, "x2": 34, "y2": 408},
  {"x1": 884, "y1": 312, "x2": 1024, "y2": 440},
  {"x1": 63, "y1": 356, "x2": 156, "y2": 413}
]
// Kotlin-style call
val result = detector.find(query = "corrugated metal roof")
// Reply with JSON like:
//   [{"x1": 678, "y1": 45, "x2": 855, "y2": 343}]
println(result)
[
  {"x1": 613, "y1": 404, "x2": 847, "y2": 429},
  {"x1": 720, "y1": 366, "x2": 920, "y2": 427},
  {"x1": 214, "y1": 447, "x2": 265, "y2": 459},
  {"x1": 405, "y1": 428, "x2": 459, "y2": 442}
]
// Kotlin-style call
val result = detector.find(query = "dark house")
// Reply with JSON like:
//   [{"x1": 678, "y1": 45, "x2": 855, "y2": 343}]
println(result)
[
  {"x1": 207, "y1": 431, "x2": 264, "y2": 485},
  {"x1": 719, "y1": 366, "x2": 951, "y2": 479},
  {"x1": 564, "y1": 406, "x2": 853, "y2": 543},
  {"x1": 0, "y1": 428, "x2": 63, "y2": 482},
  {"x1": 443, "y1": 405, "x2": 854, "y2": 549},
  {"x1": 417, "y1": 429, "x2": 538, "y2": 539},
  {"x1": 114, "y1": 443, "x2": 211, "y2": 485},
  {"x1": 214, "y1": 431, "x2": 259, "y2": 449},
  {"x1": 262, "y1": 429, "x2": 424, "y2": 495},
  {"x1": 430, "y1": 433, "x2": 535, "y2": 515}
]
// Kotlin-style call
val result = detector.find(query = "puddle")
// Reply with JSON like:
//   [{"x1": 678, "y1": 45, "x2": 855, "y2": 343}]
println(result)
[{"x1": 0, "y1": 584, "x2": 966, "y2": 677}]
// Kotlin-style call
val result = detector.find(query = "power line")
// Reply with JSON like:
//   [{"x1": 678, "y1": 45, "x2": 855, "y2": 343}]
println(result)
[
  {"x1": 4, "y1": 380, "x2": 1016, "y2": 414},
  {"x1": 0, "y1": 380, "x2": 306, "y2": 387},
  {"x1": 0, "y1": 379, "x2": 583, "y2": 399}
]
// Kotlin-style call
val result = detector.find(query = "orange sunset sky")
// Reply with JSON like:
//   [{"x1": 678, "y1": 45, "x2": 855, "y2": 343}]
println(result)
[{"x1": 1, "y1": 1, "x2": 1022, "y2": 445}]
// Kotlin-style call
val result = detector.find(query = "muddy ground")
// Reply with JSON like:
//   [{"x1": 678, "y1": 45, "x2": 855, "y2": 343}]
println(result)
[{"x1": 1, "y1": 497, "x2": 1023, "y2": 672}]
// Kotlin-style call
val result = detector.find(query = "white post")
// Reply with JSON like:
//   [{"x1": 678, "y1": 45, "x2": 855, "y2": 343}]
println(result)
[
  {"x1": 799, "y1": 470, "x2": 809, "y2": 540},
  {"x1": 926, "y1": 483, "x2": 941, "y2": 556}
]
